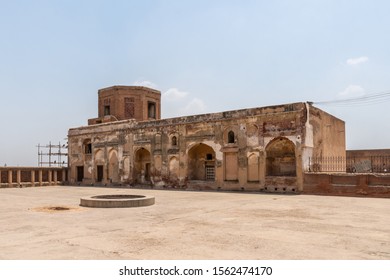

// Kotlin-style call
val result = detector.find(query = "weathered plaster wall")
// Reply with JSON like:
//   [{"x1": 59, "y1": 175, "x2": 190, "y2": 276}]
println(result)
[{"x1": 309, "y1": 104, "x2": 346, "y2": 159}]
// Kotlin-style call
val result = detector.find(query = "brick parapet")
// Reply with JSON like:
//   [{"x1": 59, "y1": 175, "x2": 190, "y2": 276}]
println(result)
[{"x1": 304, "y1": 173, "x2": 390, "y2": 198}]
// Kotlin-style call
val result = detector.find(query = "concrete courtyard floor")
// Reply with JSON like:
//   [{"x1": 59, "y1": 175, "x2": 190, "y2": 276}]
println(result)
[{"x1": 0, "y1": 186, "x2": 389, "y2": 260}]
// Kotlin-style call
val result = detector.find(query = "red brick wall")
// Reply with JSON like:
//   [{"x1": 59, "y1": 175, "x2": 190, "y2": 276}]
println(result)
[{"x1": 304, "y1": 173, "x2": 390, "y2": 198}]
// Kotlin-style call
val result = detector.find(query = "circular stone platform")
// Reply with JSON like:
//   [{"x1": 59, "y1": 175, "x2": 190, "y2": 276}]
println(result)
[{"x1": 80, "y1": 194, "x2": 155, "y2": 208}]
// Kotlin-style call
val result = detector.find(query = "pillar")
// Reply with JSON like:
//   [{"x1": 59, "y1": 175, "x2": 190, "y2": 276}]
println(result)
[
  {"x1": 296, "y1": 148, "x2": 304, "y2": 192},
  {"x1": 48, "y1": 170, "x2": 52, "y2": 185},
  {"x1": 53, "y1": 170, "x2": 58, "y2": 185},
  {"x1": 31, "y1": 170, "x2": 35, "y2": 187},
  {"x1": 8, "y1": 170, "x2": 13, "y2": 187},
  {"x1": 259, "y1": 151, "x2": 266, "y2": 188},
  {"x1": 17, "y1": 169, "x2": 21, "y2": 186},
  {"x1": 39, "y1": 170, "x2": 43, "y2": 186},
  {"x1": 62, "y1": 169, "x2": 66, "y2": 184}
]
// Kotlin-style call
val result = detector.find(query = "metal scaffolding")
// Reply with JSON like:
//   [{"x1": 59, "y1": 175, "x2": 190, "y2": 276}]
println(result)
[{"x1": 37, "y1": 141, "x2": 68, "y2": 167}]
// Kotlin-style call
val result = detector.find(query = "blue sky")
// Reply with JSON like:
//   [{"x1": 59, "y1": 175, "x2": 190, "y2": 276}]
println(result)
[{"x1": 1, "y1": 0, "x2": 390, "y2": 166}]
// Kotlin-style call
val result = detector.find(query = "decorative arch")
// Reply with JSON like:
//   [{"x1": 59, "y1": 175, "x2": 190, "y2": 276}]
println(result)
[
  {"x1": 169, "y1": 156, "x2": 179, "y2": 178},
  {"x1": 187, "y1": 143, "x2": 215, "y2": 180},
  {"x1": 134, "y1": 147, "x2": 151, "y2": 183},
  {"x1": 94, "y1": 149, "x2": 104, "y2": 162},
  {"x1": 94, "y1": 148, "x2": 105, "y2": 182},
  {"x1": 246, "y1": 124, "x2": 259, "y2": 147},
  {"x1": 108, "y1": 149, "x2": 119, "y2": 182},
  {"x1": 83, "y1": 139, "x2": 92, "y2": 154},
  {"x1": 247, "y1": 153, "x2": 259, "y2": 182},
  {"x1": 228, "y1": 131, "x2": 235, "y2": 144},
  {"x1": 171, "y1": 136, "x2": 177, "y2": 146},
  {"x1": 123, "y1": 156, "x2": 130, "y2": 181},
  {"x1": 246, "y1": 124, "x2": 258, "y2": 137},
  {"x1": 265, "y1": 137, "x2": 296, "y2": 176},
  {"x1": 223, "y1": 126, "x2": 238, "y2": 145}
]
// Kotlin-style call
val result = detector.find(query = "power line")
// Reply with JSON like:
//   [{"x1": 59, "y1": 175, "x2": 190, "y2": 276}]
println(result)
[{"x1": 312, "y1": 90, "x2": 390, "y2": 107}]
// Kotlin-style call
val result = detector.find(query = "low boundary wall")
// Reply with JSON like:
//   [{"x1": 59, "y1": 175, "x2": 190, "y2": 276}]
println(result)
[
  {"x1": 0, "y1": 167, "x2": 68, "y2": 188},
  {"x1": 304, "y1": 173, "x2": 390, "y2": 198}
]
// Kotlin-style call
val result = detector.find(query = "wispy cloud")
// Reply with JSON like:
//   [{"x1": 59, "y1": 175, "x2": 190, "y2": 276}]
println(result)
[
  {"x1": 162, "y1": 87, "x2": 206, "y2": 118},
  {"x1": 133, "y1": 80, "x2": 157, "y2": 88},
  {"x1": 163, "y1": 88, "x2": 189, "y2": 101},
  {"x1": 180, "y1": 98, "x2": 206, "y2": 115},
  {"x1": 346, "y1": 56, "x2": 369, "y2": 66},
  {"x1": 339, "y1": 85, "x2": 365, "y2": 97}
]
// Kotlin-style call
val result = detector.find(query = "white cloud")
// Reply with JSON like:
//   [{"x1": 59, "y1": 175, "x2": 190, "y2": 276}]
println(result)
[
  {"x1": 161, "y1": 87, "x2": 206, "y2": 118},
  {"x1": 346, "y1": 56, "x2": 369, "y2": 66},
  {"x1": 163, "y1": 88, "x2": 189, "y2": 101},
  {"x1": 132, "y1": 80, "x2": 157, "y2": 88},
  {"x1": 339, "y1": 85, "x2": 365, "y2": 97},
  {"x1": 181, "y1": 98, "x2": 206, "y2": 115}
]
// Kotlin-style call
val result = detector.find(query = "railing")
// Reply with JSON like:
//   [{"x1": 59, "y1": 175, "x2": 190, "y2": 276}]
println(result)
[{"x1": 308, "y1": 156, "x2": 390, "y2": 173}]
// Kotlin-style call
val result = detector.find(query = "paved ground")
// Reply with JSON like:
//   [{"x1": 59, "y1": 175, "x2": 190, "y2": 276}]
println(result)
[{"x1": 0, "y1": 186, "x2": 389, "y2": 260}]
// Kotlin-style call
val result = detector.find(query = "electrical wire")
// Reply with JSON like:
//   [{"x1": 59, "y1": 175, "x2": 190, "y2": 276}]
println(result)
[{"x1": 312, "y1": 90, "x2": 390, "y2": 107}]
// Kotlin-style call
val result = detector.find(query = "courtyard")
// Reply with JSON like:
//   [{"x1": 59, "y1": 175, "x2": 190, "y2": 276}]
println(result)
[{"x1": 0, "y1": 186, "x2": 389, "y2": 260}]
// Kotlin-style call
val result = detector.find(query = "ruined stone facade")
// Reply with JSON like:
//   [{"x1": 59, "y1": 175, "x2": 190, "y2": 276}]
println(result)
[{"x1": 68, "y1": 86, "x2": 346, "y2": 192}]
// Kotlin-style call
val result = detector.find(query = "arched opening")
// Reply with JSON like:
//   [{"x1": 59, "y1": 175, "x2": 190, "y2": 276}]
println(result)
[
  {"x1": 134, "y1": 148, "x2": 151, "y2": 183},
  {"x1": 123, "y1": 157, "x2": 130, "y2": 181},
  {"x1": 247, "y1": 153, "x2": 259, "y2": 182},
  {"x1": 83, "y1": 139, "x2": 92, "y2": 154},
  {"x1": 171, "y1": 136, "x2": 177, "y2": 146},
  {"x1": 266, "y1": 137, "x2": 296, "y2": 176},
  {"x1": 228, "y1": 131, "x2": 235, "y2": 144},
  {"x1": 169, "y1": 156, "x2": 179, "y2": 178},
  {"x1": 94, "y1": 149, "x2": 104, "y2": 182},
  {"x1": 188, "y1": 143, "x2": 215, "y2": 181},
  {"x1": 108, "y1": 149, "x2": 119, "y2": 183}
]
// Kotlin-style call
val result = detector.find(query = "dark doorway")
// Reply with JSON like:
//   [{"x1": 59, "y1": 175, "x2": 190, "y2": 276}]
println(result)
[
  {"x1": 188, "y1": 143, "x2": 216, "y2": 181},
  {"x1": 104, "y1": 105, "x2": 110, "y2": 116},
  {"x1": 135, "y1": 148, "x2": 151, "y2": 183},
  {"x1": 97, "y1": 165, "x2": 103, "y2": 182},
  {"x1": 76, "y1": 166, "x2": 84, "y2": 182},
  {"x1": 145, "y1": 163, "x2": 151, "y2": 181},
  {"x1": 148, "y1": 102, "x2": 156, "y2": 119},
  {"x1": 266, "y1": 137, "x2": 296, "y2": 176}
]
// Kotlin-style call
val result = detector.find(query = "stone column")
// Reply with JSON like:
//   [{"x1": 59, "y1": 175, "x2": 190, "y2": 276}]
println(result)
[
  {"x1": 8, "y1": 170, "x2": 13, "y2": 187},
  {"x1": 296, "y1": 148, "x2": 304, "y2": 192},
  {"x1": 62, "y1": 169, "x2": 66, "y2": 184},
  {"x1": 53, "y1": 170, "x2": 58, "y2": 185},
  {"x1": 259, "y1": 151, "x2": 266, "y2": 188},
  {"x1": 48, "y1": 170, "x2": 52, "y2": 185},
  {"x1": 17, "y1": 169, "x2": 21, "y2": 186},
  {"x1": 39, "y1": 170, "x2": 43, "y2": 186},
  {"x1": 31, "y1": 170, "x2": 35, "y2": 187}
]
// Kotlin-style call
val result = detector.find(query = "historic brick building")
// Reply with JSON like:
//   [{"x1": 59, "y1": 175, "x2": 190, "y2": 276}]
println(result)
[{"x1": 68, "y1": 85, "x2": 345, "y2": 192}]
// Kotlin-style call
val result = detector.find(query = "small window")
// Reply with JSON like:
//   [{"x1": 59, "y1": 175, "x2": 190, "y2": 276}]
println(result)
[
  {"x1": 85, "y1": 143, "x2": 92, "y2": 154},
  {"x1": 228, "y1": 131, "x2": 235, "y2": 144},
  {"x1": 171, "y1": 136, "x2": 177, "y2": 146},
  {"x1": 206, "y1": 153, "x2": 213, "y2": 160},
  {"x1": 148, "y1": 102, "x2": 156, "y2": 119},
  {"x1": 104, "y1": 105, "x2": 110, "y2": 116}
]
